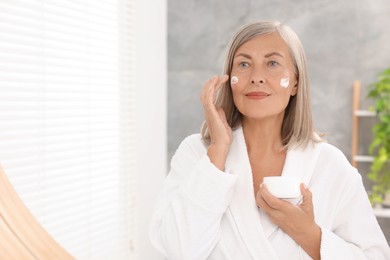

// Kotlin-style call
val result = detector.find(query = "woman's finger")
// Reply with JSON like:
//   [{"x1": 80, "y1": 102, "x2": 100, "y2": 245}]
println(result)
[
  {"x1": 256, "y1": 190, "x2": 271, "y2": 210},
  {"x1": 207, "y1": 75, "x2": 228, "y2": 104},
  {"x1": 200, "y1": 78, "x2": 212, "y2": 105},
  {"x1": 217, "y1": 108, "x2": 227, "y2": 122},
  {"x1": 206, "y1": 76, "x2": 219, "y2": 107},
  {"x1": 215, "y1": 74, "x2": 229, "y2": 93},
  {"x1": 211, "y1": 75, "x2": 229, "y2": 104},
  {"x1": 260, "y1": 184, "x2": 290, "y2": 210},
  {"x1": 299, "y1": 183, "x2": 313, "y2": 213}
]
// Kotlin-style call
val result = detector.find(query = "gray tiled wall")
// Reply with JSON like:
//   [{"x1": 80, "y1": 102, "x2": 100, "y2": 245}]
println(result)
[{"x1": 168, "y1": 0, "x2": 390, "y2": 241}]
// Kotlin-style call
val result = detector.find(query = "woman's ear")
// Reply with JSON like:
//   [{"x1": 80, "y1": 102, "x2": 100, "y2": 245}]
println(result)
[{"x1": 291, "y1": 82, "x2": 298, "y2": 96}]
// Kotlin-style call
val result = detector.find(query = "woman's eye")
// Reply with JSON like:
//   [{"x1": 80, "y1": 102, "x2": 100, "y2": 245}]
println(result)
[
  {"x1": 268, "y1": 61, "x2": 279, "y2": 67},
  {"x1": 239, "y1": 62, "x2": 249, "y2": 68}
]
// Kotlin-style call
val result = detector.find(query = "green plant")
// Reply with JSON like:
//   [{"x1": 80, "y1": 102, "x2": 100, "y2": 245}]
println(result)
[{"x1": 367, "y1": 68, "x2": 390, "y2": 205}]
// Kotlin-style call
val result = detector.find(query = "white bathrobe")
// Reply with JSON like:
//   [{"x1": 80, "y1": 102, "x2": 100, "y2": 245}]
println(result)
[{"x1": 149, "y1": 126, "x2": 390, "y2": 260}]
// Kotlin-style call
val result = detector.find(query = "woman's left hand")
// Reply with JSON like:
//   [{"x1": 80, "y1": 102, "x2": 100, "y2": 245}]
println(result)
[{"x1": 256, "y1": 183, "x2": 321, "y2": 260}]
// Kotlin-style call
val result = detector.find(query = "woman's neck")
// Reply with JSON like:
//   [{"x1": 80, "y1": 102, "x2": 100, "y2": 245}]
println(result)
[{"x1": 242, "y1": 115, "x2": 285, "y2": 156}]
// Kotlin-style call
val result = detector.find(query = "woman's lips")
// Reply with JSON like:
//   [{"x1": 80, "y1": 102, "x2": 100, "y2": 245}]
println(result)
[{"x1": 245, "y1": 92, "x2": 270, "y2": 99}]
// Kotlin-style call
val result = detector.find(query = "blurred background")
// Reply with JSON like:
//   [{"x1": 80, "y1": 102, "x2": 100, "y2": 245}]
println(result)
[{"x1": 0, "y1": 0, "x2": 389, "y2": 259}]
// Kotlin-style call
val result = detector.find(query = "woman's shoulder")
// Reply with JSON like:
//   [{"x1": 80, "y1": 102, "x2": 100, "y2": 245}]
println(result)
[
  {"x1": 314, "y1": 141, "x2": 357, "y2": 174},
  {"x1": 306, "y1": 142, "x2": 364, "y2": 193},
  {"x1": 175, "y1": 133, "x2": 207, "y2": 156},
  {"x1": 316, "y1": 141, "x2": 347, "y2": 159},
  {"x1": 181, "y1": 133, "x2": 203, "y2": 143},
  {"x1": 169, "y1": 134, "x2": 208, "y2": 168}
]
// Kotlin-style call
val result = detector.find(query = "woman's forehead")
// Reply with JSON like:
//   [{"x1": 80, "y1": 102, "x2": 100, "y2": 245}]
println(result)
[
  {"x1": 235, "y1": 32, "x2": 289, "y2": 57},
  {"x1": 238, "y1": 32, "x2": 288, "y2": 50}
]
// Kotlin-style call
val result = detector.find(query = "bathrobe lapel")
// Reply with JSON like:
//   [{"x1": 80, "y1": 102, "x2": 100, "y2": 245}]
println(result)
[{"x1": 225, "y1": 126, "x2": 323, "y2": 257}]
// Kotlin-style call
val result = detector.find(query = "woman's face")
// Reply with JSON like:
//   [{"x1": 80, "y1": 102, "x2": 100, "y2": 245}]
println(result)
[{"x1": 230, "y1": 32, "x2": 298, "y2": 121}]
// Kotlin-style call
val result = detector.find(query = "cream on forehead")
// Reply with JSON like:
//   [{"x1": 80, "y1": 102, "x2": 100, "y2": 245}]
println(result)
[
  {"x1": 230, "y1": 76, "x2": 238, "y2": 85},
  {"x1": 280, "y1": 76, "x2": 289, "y2": 88}
]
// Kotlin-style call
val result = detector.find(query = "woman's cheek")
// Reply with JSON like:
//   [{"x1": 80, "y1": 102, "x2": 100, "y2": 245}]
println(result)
[{"x1": 230, "y1": 70, "x2": 248, "y2": 89}]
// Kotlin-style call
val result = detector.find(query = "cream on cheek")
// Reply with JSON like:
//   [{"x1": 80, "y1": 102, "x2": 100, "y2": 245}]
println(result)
[
  {"x1": 280, "y1": 76, "x2": 289, "y2": 88},
  {"x1": 279, "y1": 70, "x2": 290, "y2": 88},
  {"x1": 230, "y1": 75, "x2": 239, "y2": 86}
]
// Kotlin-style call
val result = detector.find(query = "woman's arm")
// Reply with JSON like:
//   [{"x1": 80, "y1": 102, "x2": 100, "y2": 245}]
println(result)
[
  {"x1": 319, "y1": 172, "x2": 390, "y2": 260},
  {"x1": 257, "y1": 170, "x2": 390, "y2": 260},
  {"x1": 149, "y1": 136, "x2": 237, "y2": 260},
  {"x1": 150, "y1": 75, "x2": 237, "y2": 259}
]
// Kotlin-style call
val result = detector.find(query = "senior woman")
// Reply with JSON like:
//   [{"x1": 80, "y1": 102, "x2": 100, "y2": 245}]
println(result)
[{"x1": 149, "y1": 20, "x2": 390, "y2": 259}]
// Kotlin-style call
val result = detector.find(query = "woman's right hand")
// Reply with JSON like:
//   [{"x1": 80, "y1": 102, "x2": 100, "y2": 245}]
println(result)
[{"x1": 200, "y1": 75, "x2": 232, "y2": 170}]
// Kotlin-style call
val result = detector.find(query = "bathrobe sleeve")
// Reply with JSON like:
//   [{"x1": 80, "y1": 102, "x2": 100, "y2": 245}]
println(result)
[
  {"x1": 149, "y1": 135, "x2": 237, "y2": 260},
  {"x1": 320, "y1": 167, "x2": 390, "y2": 260}
]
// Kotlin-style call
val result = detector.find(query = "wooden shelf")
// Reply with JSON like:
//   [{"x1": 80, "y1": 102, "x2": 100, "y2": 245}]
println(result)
[
  {"x1": 351, "y1": 81, "x2": 376, "y2": 168},
  {"x1": 355, "y1": 110, "x2": 376, "y2": 117},
  {"x1": 354, "y1": 155, "x2": 374, "y2": 162},
  {"x1": 373, "y1": 208, "x2": 390, "y2": 218}
]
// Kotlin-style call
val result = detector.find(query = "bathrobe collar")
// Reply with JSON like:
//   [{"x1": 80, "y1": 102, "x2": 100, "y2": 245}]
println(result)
[{"x1": 224, "y1": 125, "x2": 322, "y2": 259}]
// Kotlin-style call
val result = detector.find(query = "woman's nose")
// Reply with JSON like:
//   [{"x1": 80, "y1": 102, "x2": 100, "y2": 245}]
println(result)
[
  {"x1": 250, "y1": 70, "x2": 266, "y2": 86},
  {"x1": 251, "y1": 79, "x2": 265, "y2": 85}
]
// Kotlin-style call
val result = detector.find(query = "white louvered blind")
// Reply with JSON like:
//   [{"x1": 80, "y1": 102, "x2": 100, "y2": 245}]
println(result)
[{"x1": 0, "y1": 0, "x2": 137, "y2": 259}]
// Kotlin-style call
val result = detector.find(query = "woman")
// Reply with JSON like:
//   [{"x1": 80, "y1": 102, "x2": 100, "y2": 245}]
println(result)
[{"x1": 149, "y1": 20, "x2": 390, "y2": 259}]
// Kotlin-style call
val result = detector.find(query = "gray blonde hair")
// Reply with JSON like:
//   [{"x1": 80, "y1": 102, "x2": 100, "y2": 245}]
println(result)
[{"x1": 201, "y1": 20, "x2": 319, "y2": 149}]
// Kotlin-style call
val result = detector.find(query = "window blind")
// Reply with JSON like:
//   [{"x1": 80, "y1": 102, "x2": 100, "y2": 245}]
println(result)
[{"x1": 0, "y1": 0, "x2": 137, "y2": 259}]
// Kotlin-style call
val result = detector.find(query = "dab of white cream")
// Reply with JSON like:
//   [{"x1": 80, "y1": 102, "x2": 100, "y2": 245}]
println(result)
[
  {"x1": 230, "y1": 76, "x2": 239, "y2": 85},
  {"x1": 280, "y1": 76, "x2": 289, "y2": 88}
]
